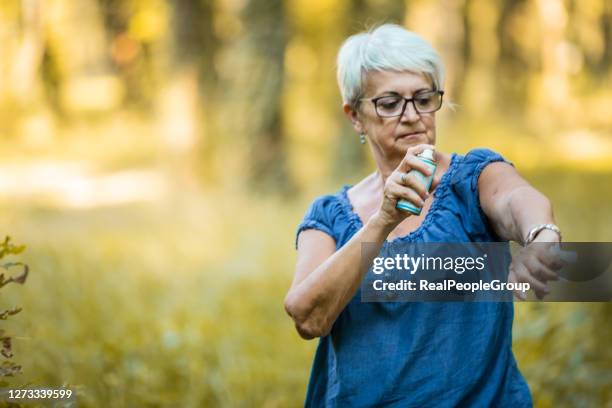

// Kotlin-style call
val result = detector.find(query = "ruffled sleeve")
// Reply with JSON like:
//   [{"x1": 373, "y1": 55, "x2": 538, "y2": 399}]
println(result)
[
  {"x1": 450, "y1": 148, "x2": 514, "y2": 241},
  {"x1": 295, "y1": 194, "x2": 344, "y2": 249},
  {"x1": 466, "y1": 148, "x2": 513, "y2": 191}
]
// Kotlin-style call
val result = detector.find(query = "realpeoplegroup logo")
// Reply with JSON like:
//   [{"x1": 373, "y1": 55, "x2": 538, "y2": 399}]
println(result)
[
  {"x1": 371, "y1": 277, "x2": 530, "y2": 294},
  {"x1": 361, "y1": 242, "x2": 612, "y2": 302}
]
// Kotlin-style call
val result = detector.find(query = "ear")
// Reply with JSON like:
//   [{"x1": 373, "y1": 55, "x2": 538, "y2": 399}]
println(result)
[{"x1": 343, "y1": 103, "x2": 364, "y2": 134}]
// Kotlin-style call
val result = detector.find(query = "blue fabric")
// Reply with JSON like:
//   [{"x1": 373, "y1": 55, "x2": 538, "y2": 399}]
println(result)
[{"x1": 295, "y1": 149, "x2": 533, "y2": 407}]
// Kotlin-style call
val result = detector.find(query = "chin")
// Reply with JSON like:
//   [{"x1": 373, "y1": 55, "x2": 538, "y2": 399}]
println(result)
[{"x1": 396, "y1": 133, "x2": 428, "y2": 146}]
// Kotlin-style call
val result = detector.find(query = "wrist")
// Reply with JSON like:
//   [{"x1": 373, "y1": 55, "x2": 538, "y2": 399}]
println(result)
[
  {"x1": 532, "y1": 229, "x2": 561, "y2": 243},
  {"x1": 524, "y1": 223, "x2": 562, "y2": 245},
  {"x1": 366, "y1": 212, "x2": 396, "y2": 238}
]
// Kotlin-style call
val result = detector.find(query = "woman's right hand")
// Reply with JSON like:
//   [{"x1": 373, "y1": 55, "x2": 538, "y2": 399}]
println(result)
[{"x1": 373, "y1": 144, "x2": 436, "y2": 229}]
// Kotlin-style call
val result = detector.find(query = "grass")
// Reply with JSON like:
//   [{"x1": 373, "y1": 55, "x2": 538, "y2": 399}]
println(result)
[
  {"x1": 0, "y1": 195, "x2": 313, "y2": 407},
  {"x1": 0, "y1": 168, "x2": 610, "y2": 407}
]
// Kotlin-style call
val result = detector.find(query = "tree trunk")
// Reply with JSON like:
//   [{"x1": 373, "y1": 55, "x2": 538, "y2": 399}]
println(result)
[
  {"x1": 238, "y1": 0, "x2": 293, "y2": 194},
  {"x1": 496, "y1": 0, "x2": 529, "y2": 112},
  {"x1": 159, "y1": 0, "x2": 218, "y2": 189},
  {"x1": 333, "y1": 0, "x2": 407, "y2": 182}
]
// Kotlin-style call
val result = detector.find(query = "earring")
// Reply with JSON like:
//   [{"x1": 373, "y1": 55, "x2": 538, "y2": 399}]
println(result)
[{"x1": 359, "y1": 133, "x2": 366, "y2": 144}]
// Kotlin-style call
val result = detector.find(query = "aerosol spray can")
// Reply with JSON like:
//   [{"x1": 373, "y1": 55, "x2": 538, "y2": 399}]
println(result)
[{"x1": 396, "y1": 148, "x2": 437, "y2": 215}]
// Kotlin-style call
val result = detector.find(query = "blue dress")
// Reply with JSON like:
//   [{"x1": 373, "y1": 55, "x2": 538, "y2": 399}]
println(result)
[{"x1": 295, "y1": 149, "x2": 533, "y2": 407}]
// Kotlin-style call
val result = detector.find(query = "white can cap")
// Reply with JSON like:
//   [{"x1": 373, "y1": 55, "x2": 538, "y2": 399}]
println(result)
[{"x1": 419, "y1": 148, "x2": 435, "y2": 161}]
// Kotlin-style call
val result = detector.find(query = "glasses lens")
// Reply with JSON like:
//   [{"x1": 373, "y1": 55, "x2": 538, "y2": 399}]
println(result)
[
  {"x1": 375, "y1": 96, "x2": 404, "y2": 117},
  {"x1": 413, "y1": 91, "x2": 442, "y2": 113}
]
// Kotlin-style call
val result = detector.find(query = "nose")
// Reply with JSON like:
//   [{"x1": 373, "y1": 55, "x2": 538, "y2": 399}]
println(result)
[{"x1": 400, "y1": 101, "x2": 420, "y2": 123}]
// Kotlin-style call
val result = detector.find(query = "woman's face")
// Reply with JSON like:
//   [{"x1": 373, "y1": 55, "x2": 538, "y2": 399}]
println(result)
[{"x1": 345, "y1": 70, "x2": 438, "y2": 164}]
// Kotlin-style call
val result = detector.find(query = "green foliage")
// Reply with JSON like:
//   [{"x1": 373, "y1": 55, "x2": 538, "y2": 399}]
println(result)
[
  {"x1": 0, "y1": 200, "x2": 314, "y2": 407},
  {"x1": 0, "y1": 178, "x2": 610, "y2": 406},
  {"x1": 0, "y1": 0, "x2": 609, "y2": 406},
  {"x1": 514, "y1": 303, "x2": 612, "y2": 407},
  {"x1": 0, "y1": 237, "x2": 28, "y2": 382},
  {"x1": 0, "y1": 237, "x2": 25, "y2": 260}
]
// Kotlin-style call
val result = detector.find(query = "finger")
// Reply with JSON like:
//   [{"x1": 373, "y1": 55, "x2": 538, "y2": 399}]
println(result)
[
  {"x1": 395, "y1": 171, "x2": 429, "y2": 200},
  {"x1": 535, "y1": 244, "x2": 566, "y2": 270},
  {"x1": 387, "y1": 183, "x2": 425, "y2": 210},
  {"x1": 431, "y1": 149, "x2": 442, "y2": 163},
  {"x1": 398, "y1": 154, "x2": 433, "y2": 177},
  {"x1": 508, "y1": 267, "x2": 526, "y2": 301},
  {"x1": 397, "y1": 145, "x2": 435, "y2": 171},
  {"x1": 514, "y1": 262, "x2": 549, "y2": 300},
  {"x1": 528, "y1": 256, "x2": 559, "y2": 282}
]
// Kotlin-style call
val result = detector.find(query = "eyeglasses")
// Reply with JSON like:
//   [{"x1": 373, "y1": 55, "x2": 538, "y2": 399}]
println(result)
[{"x1": 360, "y1": 90, "x2": 444, "y2": 118}]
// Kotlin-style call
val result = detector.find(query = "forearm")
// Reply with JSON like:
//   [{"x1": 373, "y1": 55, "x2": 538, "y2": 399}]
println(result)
[
  {"x1": 496, "y1": 185, "x2": 556, "y2": 244},
  {"x1": 285, "y1": 216, "x2": 393, "y2": 338}
]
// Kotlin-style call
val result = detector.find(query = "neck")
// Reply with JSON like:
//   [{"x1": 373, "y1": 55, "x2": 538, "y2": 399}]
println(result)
[
  {"x1": 374, "y1": 156, "x2": 403, "y2": 185},
  {"x1": 375, "y1": 169, "x2": 391, "y2": 186}
]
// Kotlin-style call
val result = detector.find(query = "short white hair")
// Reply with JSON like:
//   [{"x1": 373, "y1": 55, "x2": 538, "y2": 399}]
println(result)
[{"x1": 337, "y1": 24, "x2": 445, "y2": 107}]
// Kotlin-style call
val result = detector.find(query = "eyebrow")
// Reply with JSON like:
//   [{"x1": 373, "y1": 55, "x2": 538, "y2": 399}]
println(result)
[{"x1": 376, "y1": 88, "x2": 432, "y2": 98}]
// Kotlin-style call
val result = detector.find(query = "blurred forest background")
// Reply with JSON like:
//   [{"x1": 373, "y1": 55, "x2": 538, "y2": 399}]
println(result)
[{"x1": 0, "y1": 0, "x2": 610, "y2": 406}]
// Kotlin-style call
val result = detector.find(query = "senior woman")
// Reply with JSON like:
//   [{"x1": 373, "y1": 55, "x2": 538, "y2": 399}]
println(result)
[{"x1": 284, "y1": 24, "x2": 562, "y2": 407}]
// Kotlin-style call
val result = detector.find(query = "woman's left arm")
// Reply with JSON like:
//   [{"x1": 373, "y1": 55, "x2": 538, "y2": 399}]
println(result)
[
  {"x1": 479, "y1": 162, "x2": 563, "y2": 299},
  {"x1": 478, "y1": 162, "x2": 557, "y2": 244}
]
